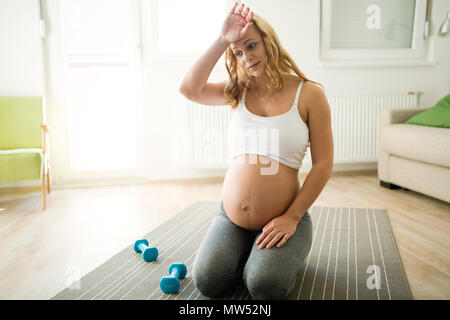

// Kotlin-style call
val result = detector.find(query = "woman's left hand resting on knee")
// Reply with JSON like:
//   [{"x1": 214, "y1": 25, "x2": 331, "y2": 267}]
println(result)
[{"x1": 256, "y1": 215, "x2": 299, "y2": 249}]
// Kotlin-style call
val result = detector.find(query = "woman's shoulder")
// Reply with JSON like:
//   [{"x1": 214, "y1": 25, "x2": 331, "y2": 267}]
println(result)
[
  {"x1": 301, "y1": 80, "x2": 329, "y2": 119},
  {"x1": 302, "y1": 80, "x2": 326, "y2": 102}
]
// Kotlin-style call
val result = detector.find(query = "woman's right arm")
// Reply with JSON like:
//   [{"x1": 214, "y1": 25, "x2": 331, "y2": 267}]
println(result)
[
  {"x1": 179, "y1": 36, "x2": 230, "y2": 106},
  {"x1": 179, "y1": 2, "x2": 253, "y2": 106}
]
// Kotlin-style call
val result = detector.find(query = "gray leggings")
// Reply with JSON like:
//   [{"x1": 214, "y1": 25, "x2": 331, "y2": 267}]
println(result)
[{"x1": 193, "y1": 200, "x2": 313, "y2": 300}]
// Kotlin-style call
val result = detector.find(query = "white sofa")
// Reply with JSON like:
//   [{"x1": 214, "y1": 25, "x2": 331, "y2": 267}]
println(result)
[{"x1": 378, "y1": 107, "x2": 450, "y2": 203}]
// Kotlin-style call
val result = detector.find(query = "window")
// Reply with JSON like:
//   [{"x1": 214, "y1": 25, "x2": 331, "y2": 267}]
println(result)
[
  {"x1": 320, "y1": 0, "x2": 430, "y2": 66},
  {"x1": 147, "y1": 0, "x2": 226, "y2": 59},
  {"x1": 59, "y1": 0, "x2": 145, "y2": 178}
]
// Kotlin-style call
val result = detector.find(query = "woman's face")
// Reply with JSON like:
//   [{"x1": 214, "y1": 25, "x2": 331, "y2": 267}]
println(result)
[{"x1": 230, "y1": 25, "x2": 266, "y2": 78}]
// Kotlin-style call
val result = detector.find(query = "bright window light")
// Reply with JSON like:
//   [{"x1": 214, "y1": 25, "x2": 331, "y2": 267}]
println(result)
[
  {"x1": 59, "y1": 0, "x2": 140, "y2": 172},
  {"x1": 157, "y1": 0, "x2": 226, "y2": 53}
]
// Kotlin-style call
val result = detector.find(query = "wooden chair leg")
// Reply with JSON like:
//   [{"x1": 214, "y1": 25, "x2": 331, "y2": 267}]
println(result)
[
  {"x1": 42, "y1": 170, "x2": 46, "y2": 210},
  {"x1": 47, "y1": 165, "x2": 51, "y2": 194}
]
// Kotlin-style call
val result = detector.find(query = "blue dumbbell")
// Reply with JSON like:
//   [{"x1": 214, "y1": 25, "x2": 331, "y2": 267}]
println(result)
[
  {"x1": 160, "y1": 263, "x2": 187, "y2": 294},
  {"x1": 133, "y1": 239, "x2": 158, "y2": 262}
]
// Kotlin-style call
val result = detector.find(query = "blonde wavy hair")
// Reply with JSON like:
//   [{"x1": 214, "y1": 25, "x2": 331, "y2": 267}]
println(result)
[{"x1": 224, "y1": 14, "x2": 321, "y2": 110}]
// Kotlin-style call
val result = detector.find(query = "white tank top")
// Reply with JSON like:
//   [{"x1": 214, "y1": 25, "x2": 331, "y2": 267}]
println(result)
[{"x1": 227, "y1": 80, "x2": 310, "y2": 170}]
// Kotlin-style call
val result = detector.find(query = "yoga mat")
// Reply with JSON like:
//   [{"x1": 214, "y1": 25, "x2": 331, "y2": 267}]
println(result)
[{"x1": 52, "y1": 201, "x2": 412, "y2": 300}]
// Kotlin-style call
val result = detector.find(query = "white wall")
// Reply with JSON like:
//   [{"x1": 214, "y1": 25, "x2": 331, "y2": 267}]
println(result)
[
  {"x1": 0, "y1": 0, "x2": 43, "y2": 95},
  {"x1": 1, "y1": 0, "x2": 449, "y2": 186}
]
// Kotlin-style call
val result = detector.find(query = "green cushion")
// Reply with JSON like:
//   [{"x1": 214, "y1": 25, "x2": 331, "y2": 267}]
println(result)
[
  {"x1": 405, "y1": 94, "x2": 450, "y2": 128},
  {"x1": 0, "y1": 151, "x2": 42, "y2": 182},
  {"x1": 0, "y1": 96, "x2": 43, "y2": 149}
]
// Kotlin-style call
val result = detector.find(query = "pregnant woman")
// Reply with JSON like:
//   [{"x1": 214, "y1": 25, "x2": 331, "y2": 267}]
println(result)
[{"x1": 180, "y1": 2, "x2": 333, "y2": 299}]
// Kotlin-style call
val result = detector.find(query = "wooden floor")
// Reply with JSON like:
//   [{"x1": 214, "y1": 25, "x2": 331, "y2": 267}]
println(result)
[{"x1": 0, "y1": 171, "x2": 449, "y2": 300}]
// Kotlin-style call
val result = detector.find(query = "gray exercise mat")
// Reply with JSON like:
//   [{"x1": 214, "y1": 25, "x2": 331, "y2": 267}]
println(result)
[{"x1": 52, "y1": 201, "x2": 412, "y2": 300}]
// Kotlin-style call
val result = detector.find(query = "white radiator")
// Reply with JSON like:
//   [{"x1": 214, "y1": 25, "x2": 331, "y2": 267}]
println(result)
[
  {"x1": 186, "y1": 103, "x2": 232, "y2": 169},
  {"x1": 186, "y1": 92, "x2": 421, "y2": 169},
  {"x1": 325, "y1": 92, "x2": 420, "y2": 163}
]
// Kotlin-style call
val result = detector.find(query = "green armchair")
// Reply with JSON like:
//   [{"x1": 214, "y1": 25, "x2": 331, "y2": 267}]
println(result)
[{"x1": 0, "y1": 96, "x2": 51, "y2": 210}]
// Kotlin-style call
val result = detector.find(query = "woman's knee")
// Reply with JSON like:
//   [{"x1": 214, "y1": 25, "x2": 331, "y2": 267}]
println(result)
[
  {"x1": 245, "y1": 269, "x2": 295, "y2": 300},
  {"x1": 193, "y1": 257, "x2": 238, "y2": 298}
]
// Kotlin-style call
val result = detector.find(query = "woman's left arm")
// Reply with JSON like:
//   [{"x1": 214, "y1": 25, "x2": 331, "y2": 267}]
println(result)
[{"x1": 256, "y1": 83, "x2": 334, "y2": 249}]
